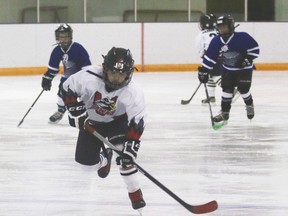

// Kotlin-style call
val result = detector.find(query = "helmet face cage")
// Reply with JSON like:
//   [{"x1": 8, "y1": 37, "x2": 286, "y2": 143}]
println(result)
[
  {"x1": 199, "y1": 14, "x2": 217, "y2": 30},
  {"x1": 216, "y1": 15, "x2": 235, "y2": 39},
  {"x1": 103, "y1": 47, "x2": 135, "y2": 90},
  {"x1": 55, "y1": 24, "x2": 73, "y2": 49}
]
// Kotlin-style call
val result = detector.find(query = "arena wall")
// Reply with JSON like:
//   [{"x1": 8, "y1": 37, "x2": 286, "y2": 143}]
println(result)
[{"x1": 0, "y1": 22, "x2": 287, "y2": 76}]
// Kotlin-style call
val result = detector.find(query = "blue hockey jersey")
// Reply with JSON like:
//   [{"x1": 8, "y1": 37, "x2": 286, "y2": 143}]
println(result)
[
  {"x1": 202, "y1": 32, "x2": 260, "y2": 72},
  {"x1": 47, "y1": 42, "x2": 91, "y2": 80}
]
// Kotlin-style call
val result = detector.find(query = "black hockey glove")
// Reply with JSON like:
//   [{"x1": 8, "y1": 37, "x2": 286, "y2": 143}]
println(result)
[
  {"x1": 121, "y1": 140, "x2": 141, "y2": 166},
  {"x1": 119, "y1": 117, "x2": 144, "y2": 167},
  {"x1": 66, "y1": 101, "x2": 88, "y2": 129},
  {"x1": 41, "y1": 71, "x2": 55, "y2": 91},
  {"x1": 61, "y1": 87, "x2": 87, "y2": 129},
  {"x1": 198, "y1": 66, "x2": 210, "y2": 83},
  {"x1": 235, "y1": 57, "x2": 252, "y2": 68}
]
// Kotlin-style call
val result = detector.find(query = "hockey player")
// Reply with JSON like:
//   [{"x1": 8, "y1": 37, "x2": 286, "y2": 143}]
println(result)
[
  {"x1": 60, "y1": 47, "x2": 146, "y2": 211},
  {"x1": 41, "y1": 23, "x2": 91, "y2": 124},
  {"x1": 195, "y1": 14, "x2": 221, "y2": 104},
  {"x1": 198, "y1": 15, "x2": 260, "y2": 128}
]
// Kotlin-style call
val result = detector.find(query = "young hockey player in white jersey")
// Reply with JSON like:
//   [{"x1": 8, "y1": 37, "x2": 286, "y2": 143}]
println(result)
[
  {"x1": 41, "y1": 24, "x2": 91, "y2": 124},
  {"x1": 60, "y1": 47, "x2": 146, "y2": 212},
  {"x1": 198, "y1": 15, "x2": 260, "y2": 128},
  {"x1": 195, "y1": 14, "x2": 221, "y2": 104}
]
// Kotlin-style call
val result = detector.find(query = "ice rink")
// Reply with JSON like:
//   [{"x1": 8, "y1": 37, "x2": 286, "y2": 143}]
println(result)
[{"x1": 1, "y1": 71, "x2": 288, "y2": 216}]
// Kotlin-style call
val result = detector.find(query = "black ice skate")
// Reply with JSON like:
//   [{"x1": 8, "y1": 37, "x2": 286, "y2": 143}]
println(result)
[
  {"x1": 212, "y1": 112, "x2": 229, "y2": 130},
  {"x1": 129, "y1": 189, "x2": 146, "y2": 210},
  {"x1": 49, "y1": 108, "x2": 66, "y2": 123},
  {"x1": 98, "y1": 148, "x2": 113, "y2": 178},
  {"x1": 246, "y1": 104, "x2": 254, "y2": 119},
  {"x1": 201, "y1": 97, "x2": 216, "y2": 104}
]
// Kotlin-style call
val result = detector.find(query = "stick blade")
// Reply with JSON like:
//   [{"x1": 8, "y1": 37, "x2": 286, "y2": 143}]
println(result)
[
  {"x1": 181, "y1": 99, "x2": 190, "y2": 105},
  {"x1": 189, "y1": 200, "x2": 218, "y2": 214},
  {"x1": 17, "y1": 120, "x2": 23, "y2": 127}
]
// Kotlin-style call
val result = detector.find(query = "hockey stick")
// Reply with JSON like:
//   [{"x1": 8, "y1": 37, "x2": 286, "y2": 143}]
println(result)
[
  {"x1": 17, "y1": 89, "x2": 45, "y2": 127},
  {"x1": 181, "y1": 83, "x2": 202, "y2": 105},
  {"x1": 231, "y1": 90, "x2": 240, "y2": 104},
  {"x1": 85, "y1": 122, "x2": 218, "y2": 214},
  {"x1": 203, "y1": 83, "x2": 216, "y2": 129}
]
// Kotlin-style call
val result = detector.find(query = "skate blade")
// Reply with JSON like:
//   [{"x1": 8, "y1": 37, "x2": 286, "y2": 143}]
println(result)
[{"x1": 48, "y1": 120, "x2": 61, "y2": 124}]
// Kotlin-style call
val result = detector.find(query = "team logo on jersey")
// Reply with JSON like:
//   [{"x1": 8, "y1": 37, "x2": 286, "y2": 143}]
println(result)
[
  {"x1": 63, "y1": 54, "x2": 69, "y2": 63},
  {"x1": 90, "y1": 91, "x2": 118, "y2": 116},
  {"x1": 62, "y1": 54, "x2": 75, "y2": 69},
  {"x1": 220, "y1": 45, "x2": 229, "y2": 53}
]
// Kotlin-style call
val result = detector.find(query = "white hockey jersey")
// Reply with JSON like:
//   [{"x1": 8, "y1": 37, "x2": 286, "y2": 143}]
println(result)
[
  {"x1": 62, "y1": 65, "x2": 146, "y2": 125},
  {"x1": 195, "y1": 28, "x2": 218, "y2": 58}
]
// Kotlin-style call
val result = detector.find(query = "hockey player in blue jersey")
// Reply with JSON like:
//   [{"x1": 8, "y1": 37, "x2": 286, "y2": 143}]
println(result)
[
  {"x1": 198, "y1": 15, "x2": 260, "y2": 128},
  {"x1": 41, "y1": 24, "x2": 92, "y2": 124}
]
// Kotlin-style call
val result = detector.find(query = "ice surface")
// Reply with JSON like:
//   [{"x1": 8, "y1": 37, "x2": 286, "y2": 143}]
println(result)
[{"x1": 0, "y1": 71, "x2": 288, "y2": 216}]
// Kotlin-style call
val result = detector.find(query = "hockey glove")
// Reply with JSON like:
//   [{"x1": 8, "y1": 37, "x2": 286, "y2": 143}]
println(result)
[
  {"x1": 119, "y1": 117, "x2": 144, "y2": 167},
  {"x1": 235, "y1": 57, "x2": 252, "y2": 68},
  {"x1": 66, "y1": 101, "x2": 87, "y2": 129},
  {"x1": 198, "y1": 66, "x2": 210, "y2": 83},
  {"x1": 121, "y1": 140, "x2": 141, "y2": 166},
  {"x1": 41, "y1": 71, "x2": 55, "y2": 91},
  {"x1": 61, "y1": 88, "x2": 88, "y2": 129}
]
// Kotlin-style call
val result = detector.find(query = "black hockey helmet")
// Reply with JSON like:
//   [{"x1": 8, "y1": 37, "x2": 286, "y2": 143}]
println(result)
[
  {"x1": 102, "y1": 47, "x2": 135, "y2": 90},
  {"x1": 55, "y1": 23, "x2": 73, "y2": 49},
  {"x1": 199, "y1": 14, "x2": 217, "y2": 30},
  {"x1": 216, "y1": 15, "x2": 235, "y2": 39}
]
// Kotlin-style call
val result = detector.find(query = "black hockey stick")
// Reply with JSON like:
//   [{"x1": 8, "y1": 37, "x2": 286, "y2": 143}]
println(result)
[
  {"x1": 17, "y1": 89, "x2": 45, "y2": 127},
  {"x1": 203, "y1": 83, "x2": 215, "y2": 129},
  {"x1": 85, "y1": 122, "x2": 218, "y2": 214},
  {"x1": 181, "y1": 83, "x2": 202, "y2": 105}
]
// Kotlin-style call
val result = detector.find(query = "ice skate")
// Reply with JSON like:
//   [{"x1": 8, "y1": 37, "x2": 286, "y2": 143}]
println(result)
[
  {"x1": 49, "y1": 108, "x2": 65, "y2": 123},
  {"x1": 212, "y1": 111, "x2": 229, "y2": 130},
  {"x1": 98, "y1": 148, "x2": 113, "y2": 178},
  {"x1": 201, "y1": 97, "x2": 216, "y2": 104},
  {"x1": 129, "y1": 189, "x2": 146, "y2": 210},
  {"x1": 246, "y1": 104, "x2": 254, "y2": 120}
]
